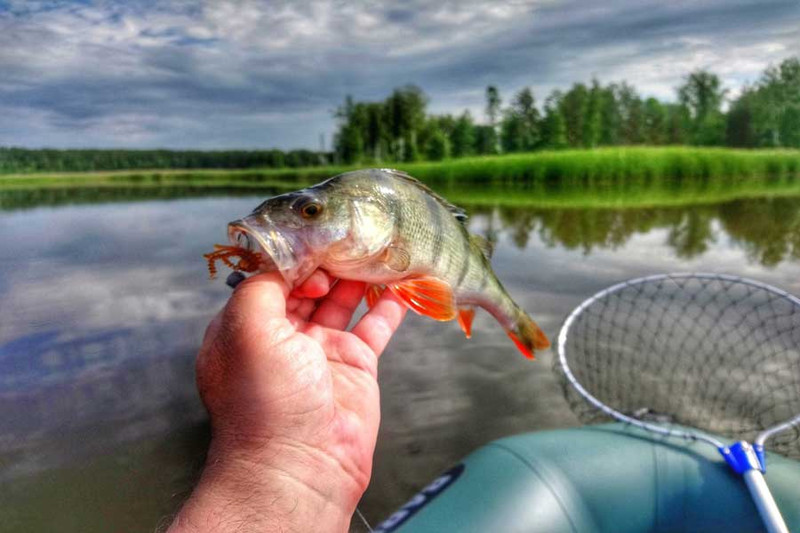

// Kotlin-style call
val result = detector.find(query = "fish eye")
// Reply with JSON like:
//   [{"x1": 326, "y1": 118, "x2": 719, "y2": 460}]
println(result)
[{"x1": 299, "y1": 200, "x2": 323, "y2": 219}]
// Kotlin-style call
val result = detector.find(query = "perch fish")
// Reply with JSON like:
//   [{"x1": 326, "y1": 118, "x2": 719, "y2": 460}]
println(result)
[{"x1": 205, "y1": 169, "x2": 550, "y2": 359}]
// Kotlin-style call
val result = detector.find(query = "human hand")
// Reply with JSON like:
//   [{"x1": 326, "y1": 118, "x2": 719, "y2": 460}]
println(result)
[{"x1": 169, "y1": 271, "x2": 407, "y2": 533}]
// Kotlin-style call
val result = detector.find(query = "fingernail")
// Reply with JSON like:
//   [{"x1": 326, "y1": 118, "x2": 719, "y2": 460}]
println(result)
[{"x1": 226, "y1": 271, "x2": 246, "y2": 289}]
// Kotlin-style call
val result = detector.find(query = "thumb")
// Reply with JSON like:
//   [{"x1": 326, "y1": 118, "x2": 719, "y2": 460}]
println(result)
[
  {"x1": 197, "y1": 272, "x2": 294, "y2": 403},
  {"x1": 213, "y1": 272, "x2": 295, "y2": 360},
  {"x1": 227, "y1": 271, "x2": 291, "y2": 321}
]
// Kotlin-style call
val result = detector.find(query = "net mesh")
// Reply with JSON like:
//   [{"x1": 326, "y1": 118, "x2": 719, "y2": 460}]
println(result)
[{"x1": 557, "y1": 274, "x2": 800, "y2": 459}]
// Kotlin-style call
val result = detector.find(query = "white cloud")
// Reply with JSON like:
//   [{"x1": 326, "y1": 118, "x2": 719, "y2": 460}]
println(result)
[{"x1": 0, "y1": 0, "x2": 797, "y2": 148}]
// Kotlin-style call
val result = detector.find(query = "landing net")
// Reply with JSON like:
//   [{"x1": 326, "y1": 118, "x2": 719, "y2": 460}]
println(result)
[{"x1": 556, "y1": 273, "x2": 800, "y2": 459}]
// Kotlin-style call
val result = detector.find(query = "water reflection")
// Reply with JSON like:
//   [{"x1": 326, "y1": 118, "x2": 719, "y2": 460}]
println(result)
[
  {"x1": 477, "y1": 196, "x2": 800, "y2": 267},
  {"x1": 0, "y1": 185, "x2": 286, "y2": 211},
  {"x1": 7, "y1": 186, "x2": 800, "y2": 268},
  {"x1": 3, "y1": 187, "x2": 800, "y2": 531}
]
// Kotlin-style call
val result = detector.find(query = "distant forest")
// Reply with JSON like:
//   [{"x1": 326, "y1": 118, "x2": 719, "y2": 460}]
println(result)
[
  {"x1": 0, "y1": 148, "x2": 326, "y2": 174},
  {"x1": 1, "y1": 56, "x2": 797, "y2": 173},
  {"x1": 333, "y1": 56, "x2": 800, "y2": 163}
]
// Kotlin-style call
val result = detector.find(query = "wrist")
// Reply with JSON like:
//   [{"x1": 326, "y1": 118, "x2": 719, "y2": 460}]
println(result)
[{"x1": 170, "y1": 437, "x2": 360, "y2": 533}]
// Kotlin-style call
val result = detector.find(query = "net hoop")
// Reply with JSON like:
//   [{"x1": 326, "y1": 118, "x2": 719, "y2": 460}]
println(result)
[{"x1": 557, "y1": 272, "x2": 800, "y2": 451}]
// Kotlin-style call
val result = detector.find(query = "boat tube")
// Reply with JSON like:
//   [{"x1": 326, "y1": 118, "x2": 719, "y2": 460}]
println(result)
[{"x1": 375, "y1": 423, "x2": 800, "y2": 532}]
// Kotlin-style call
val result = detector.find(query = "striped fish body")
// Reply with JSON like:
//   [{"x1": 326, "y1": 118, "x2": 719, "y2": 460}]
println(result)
[{"x1": 226, "y1": 168, "x2": 549, "y2": 359}]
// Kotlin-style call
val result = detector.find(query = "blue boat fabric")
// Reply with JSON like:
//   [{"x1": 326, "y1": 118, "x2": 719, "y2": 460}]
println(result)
[{"x1": 379, "y1": 423, "x2": 800, "y2": 533}]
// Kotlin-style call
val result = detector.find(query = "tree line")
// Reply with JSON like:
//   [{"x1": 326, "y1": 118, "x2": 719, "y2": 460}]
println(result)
[
  {"x1": 1, "y1": 57, "x2": 797, "y2": 173},
  {"x1": 0, "y1": 148, "x2": 328, "y2": 174},
  {"x1": 333, "y1": 57, "x2": 800, "y2": 163}
]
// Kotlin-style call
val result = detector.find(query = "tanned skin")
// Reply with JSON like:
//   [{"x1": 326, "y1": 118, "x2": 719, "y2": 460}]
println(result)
[{"x1": 168, "y1": 270, "x2": 407, "y2": 533}]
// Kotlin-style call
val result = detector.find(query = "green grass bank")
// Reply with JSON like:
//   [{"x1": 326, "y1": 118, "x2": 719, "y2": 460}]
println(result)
[{"x1": 3, "y1": 147, "x2": 800, "y2": 210}]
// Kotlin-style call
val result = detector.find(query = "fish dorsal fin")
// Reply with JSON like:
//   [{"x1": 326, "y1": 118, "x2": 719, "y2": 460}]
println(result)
[
  {"x1": 380, "y1": 168, "x2": 468, "y2": 224},
  {"x1": 470, "y1": 234, "x2": 494, "y2": 260}
]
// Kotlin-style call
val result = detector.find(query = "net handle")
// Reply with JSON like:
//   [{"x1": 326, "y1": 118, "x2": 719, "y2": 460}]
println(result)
[
  {"x1": 756, "y1": 413, "x2": 800, "y2": 448},
  {"x1": 557, "y1": 272, "x2": 800, "y2": 450}
]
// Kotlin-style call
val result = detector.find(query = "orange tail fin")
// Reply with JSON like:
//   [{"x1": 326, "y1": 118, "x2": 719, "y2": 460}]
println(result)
[{"x1": 506, "y1": 311, "x2": 550, "y2": 360}]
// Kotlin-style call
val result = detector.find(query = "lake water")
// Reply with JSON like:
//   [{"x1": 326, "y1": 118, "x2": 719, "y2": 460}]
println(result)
[{"x1": 3, "y1": 185, "x2": 800, "y2": 531}]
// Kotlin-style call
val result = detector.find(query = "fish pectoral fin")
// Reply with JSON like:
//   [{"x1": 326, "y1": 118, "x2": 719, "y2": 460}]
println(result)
[
  {"x1": 366, "y1": 284, "x2": 385, "y2": 309},
  {"x1": 388, "y1": 276, "x2": 457, "y2": 321},
  {"x1": 457, "y1": 307, "x2": 476, "y2": 338},
  {"x1": 380, "y1": 245, "x2": 411, "y2": 272}
]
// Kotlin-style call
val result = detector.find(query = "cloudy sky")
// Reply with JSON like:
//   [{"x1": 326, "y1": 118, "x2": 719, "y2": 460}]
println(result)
[{"x1": 0, "y1": 0, "x2": 798, "y2": 150}]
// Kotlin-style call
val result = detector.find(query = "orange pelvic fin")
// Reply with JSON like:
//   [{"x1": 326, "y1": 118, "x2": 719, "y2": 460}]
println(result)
[
  {"x1": 366, "y1": 284, "x2": 385, "y2": 309},
  {"x1": 506, "y1": 313, "x2": 550, "y2": 360},
  {"x1": 457, "y1": 307, "x2": 475, "y2": 338},
  {"x1": 388, "y1": 276, "x2": 457, "y2": 321}
]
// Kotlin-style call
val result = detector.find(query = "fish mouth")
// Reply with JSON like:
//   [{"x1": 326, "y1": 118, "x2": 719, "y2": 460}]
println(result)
[{"x1": 227, "y1": 215, "x2": 304, "y2": 285}]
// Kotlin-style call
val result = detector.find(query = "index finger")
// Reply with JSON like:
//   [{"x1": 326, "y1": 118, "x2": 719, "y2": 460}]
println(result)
[
  {"x1": 291, "y1": 270, "x2": 334, "y2": 299},
  {"x1": 350, "y1": 289, "x2": 408, "y2": 356}
]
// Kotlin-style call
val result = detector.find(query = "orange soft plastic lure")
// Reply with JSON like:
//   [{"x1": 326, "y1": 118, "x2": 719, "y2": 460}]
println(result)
[{"x1": 203, "y1": 244, "x2": 261, "y2": 279}]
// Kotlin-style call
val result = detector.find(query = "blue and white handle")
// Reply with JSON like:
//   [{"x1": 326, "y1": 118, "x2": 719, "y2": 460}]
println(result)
[{"x1": 721, "y1": 441, "x2": 790, "y2": 533}]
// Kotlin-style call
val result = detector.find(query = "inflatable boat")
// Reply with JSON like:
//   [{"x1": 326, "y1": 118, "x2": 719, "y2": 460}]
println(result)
[{"x1": 375, "y1": 423, "x2": 800, "y2": 532}]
